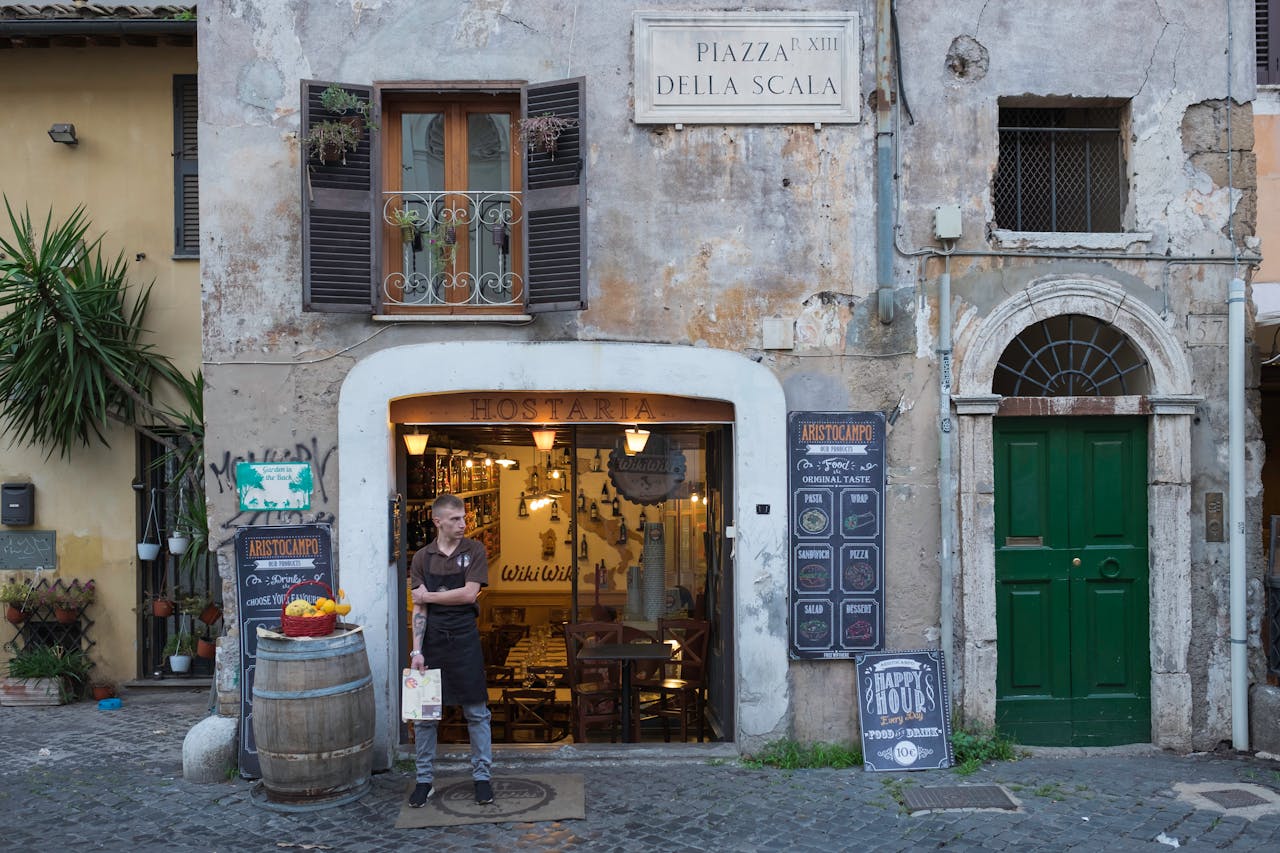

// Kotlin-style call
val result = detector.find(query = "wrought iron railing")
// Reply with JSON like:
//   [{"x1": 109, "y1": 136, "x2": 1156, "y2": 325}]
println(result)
[{"x1": 382, "y1": 191, "x2": 522, "y2": 307}]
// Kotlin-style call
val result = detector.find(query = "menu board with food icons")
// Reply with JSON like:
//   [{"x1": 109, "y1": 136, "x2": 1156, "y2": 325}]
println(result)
[{"x1": 788, "y1": 411, "x2": 885, "y2": 659}]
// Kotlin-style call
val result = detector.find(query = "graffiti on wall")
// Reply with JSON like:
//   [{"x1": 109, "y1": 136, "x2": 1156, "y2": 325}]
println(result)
[{"x1": 210, "y1": 438, "x2": 338, "y2": 549}]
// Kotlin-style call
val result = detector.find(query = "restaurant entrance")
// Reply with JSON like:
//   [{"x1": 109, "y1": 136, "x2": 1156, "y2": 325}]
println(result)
[{"x1": 392, "y1": 394, "x2": 735, "y2": 746}]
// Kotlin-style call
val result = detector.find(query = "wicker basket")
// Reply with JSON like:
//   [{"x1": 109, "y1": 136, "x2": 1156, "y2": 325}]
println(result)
[{"x1": 280, "y1": 580, "x2": 338, "y2": 637}]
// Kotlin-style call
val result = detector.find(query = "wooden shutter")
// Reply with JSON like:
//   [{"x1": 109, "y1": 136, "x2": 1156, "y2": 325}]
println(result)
[
  {"x1": 173, "y1": 75, "x2": 198, "y2": 257},
  {"x1": 1261, "y1": 0, "x2": 1280, "y2": 84},
  {"x1": 521, "y1": 78, "x2": 587, "y2": 312},
  {"x1": 301, "y1": 80, "x2": 377, "y2": 312}
]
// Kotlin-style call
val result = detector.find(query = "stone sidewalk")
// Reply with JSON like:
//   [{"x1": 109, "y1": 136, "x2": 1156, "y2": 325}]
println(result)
[{"x1": 3, "y1": 689, "x2": 1280, "y2": 851}]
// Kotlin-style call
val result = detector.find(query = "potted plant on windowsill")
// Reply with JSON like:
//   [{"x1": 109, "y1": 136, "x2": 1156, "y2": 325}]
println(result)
[
  {"x1": 0, "y1": 579, "x2": 36, "y2": 625},
  {"x1": 164, "y1": 631, "x2": 196, "y2": 674}
]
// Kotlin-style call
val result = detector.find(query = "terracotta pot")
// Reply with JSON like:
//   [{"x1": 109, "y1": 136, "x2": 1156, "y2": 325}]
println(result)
[
  {"x1": 196, "y1": 638, "x2": 216, "y2": 659},
  {"x1": 5, "y1": 604, "x2": 28, "y2": 625},
  {"x1": 151, "y1": 598, "x2": 175, "y2": 618},
  {"x1": 54, "y1": 607, "x2": 79, "y2": 625},
  {"x1": 91, "y1": 684, "x2": 116, "y2": 701},
  {"x1": 199, "y1": 603, "x2": 223, "y2": 625}
]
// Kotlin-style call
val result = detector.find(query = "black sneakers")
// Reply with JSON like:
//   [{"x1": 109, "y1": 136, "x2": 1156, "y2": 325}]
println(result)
[
  {"x1": 408, "y1": 782, "x2": 434, "y2": 808},
  {"x1": 474, "y1": 779, "x2": 494, "y2": 804}
]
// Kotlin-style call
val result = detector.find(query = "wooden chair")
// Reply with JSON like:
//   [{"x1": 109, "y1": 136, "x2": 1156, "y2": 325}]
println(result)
[
  {"x1": 503, "y1": 688, "x2": 568, "y2": 742},
  {"x1": 526, "y1": 664, "x2": 569, "y2": 687},
  {"x1": 652, "y1": 618, "x2": 710, "y2": 742},
  {"x1": 486, "y1": 664, "x2": 516, "y2": 686},
  {"x1": 563, "y1": 621, "x2": 623, "y2": 742},
  {"x1": 491, "y1": 623, "x2": 529, "y2": 664}
]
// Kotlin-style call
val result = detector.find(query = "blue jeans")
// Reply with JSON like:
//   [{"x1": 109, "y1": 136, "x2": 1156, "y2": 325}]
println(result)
[{"x1": 414, "y1": 702, "x2": 492, "y2": 784}]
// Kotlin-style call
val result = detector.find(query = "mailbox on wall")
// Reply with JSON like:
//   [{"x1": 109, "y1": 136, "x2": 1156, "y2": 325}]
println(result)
[{"x1": 2, "y1": 483, "x2": 34, "y2": 526}]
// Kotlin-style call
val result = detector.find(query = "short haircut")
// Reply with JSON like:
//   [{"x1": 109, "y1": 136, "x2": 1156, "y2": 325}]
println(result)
[{"x1": 432, "y1": 493, "x2": 464, "y2": 515}]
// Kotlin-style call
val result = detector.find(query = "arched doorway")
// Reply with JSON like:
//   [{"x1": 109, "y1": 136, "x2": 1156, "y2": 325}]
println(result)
[{"x1": 952, "y1": 277, "x2": 1198, "y2": 749}]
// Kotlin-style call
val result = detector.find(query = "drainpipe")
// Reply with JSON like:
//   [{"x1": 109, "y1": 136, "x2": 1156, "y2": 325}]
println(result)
[
  {"x1": 1229, "y1": 274, "x2": 1248, "y2": 750},
  {"x1": 875, "y1": 0, "x2": 895, "y2": 324},
  {"x1": 1226, "y1": 0, "x2": 1248, "y2": 752},
  {"x1": 938, "y1": 250, "x2": 955, "y2": 695}
]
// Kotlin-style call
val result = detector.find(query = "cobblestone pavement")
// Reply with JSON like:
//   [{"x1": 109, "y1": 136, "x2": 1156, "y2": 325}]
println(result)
[{"x1": 3, "y1": 690, "x2": 1280, "y2": 851}]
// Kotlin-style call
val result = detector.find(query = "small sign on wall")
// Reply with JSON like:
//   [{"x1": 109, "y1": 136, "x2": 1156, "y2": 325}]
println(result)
[{"x1": 236, "y1": 462, "x2": 313, "y2": 511}]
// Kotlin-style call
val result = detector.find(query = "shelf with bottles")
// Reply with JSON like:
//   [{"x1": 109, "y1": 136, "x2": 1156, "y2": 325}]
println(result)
[
  {"x1": 404, "y1": 489, "x2": 502, "y2": 563},
  {"x1": 405, "y1": 447, "x2": 499, "y2": 501}
]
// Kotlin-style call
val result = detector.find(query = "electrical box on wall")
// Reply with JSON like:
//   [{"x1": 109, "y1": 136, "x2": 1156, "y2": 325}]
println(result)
[
  {"x1": 2, "y1": 483, "x2": 34, "y2": 526},
  {"x1": 934, "y1": 204, "x2": 962, "y2": 240}
]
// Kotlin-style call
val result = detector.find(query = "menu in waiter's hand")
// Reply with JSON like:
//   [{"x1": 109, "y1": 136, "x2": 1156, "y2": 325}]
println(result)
[{"x1": 401, "y1": 667, "x2": 442, "y2": 722}]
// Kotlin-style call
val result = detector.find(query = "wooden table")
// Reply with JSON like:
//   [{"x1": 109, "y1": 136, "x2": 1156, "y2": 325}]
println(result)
[{"x1": 576, "y1": 642, "x2": 672, "y2": 743}]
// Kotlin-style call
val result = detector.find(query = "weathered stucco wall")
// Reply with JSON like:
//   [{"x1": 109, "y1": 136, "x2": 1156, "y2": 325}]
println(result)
[
  {"x1": 0, "y1": 46, "x2": 200, "y2": 683},
  {"x1": 199, "y1": 0, "x2": 1262, "y2": 751}
]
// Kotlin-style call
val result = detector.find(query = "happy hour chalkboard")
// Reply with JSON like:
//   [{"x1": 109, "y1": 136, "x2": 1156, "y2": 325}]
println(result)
[
  {"x1": 235, "y1": 523, "x2": 334, "y2": 778},
  {"x1": 856, "y1": 649, "x2": 953, "y2": 772},
  {"x1": 788, "y1": 411, "x2": 886, "y2": 658}
]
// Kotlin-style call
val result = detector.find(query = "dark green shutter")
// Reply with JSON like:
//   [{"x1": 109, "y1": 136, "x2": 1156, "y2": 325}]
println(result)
[
  {"x1": 521, "y1": 78, "x2": 586, "y2": 312},
  {"x1": 301, "y1": 80, "x2": 377, "y2": 312},
  {"x1": 173, "y1": 74, "x2": 198, "y2": 257}
]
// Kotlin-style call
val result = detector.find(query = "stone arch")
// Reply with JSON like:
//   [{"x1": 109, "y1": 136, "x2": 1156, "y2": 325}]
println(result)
[
  {"x1": 951, "y1": 275, "x2": 1199, "y2": 749},
  {"x1": 956, "y1": 276, "x2": 1193, "y2": 397}
]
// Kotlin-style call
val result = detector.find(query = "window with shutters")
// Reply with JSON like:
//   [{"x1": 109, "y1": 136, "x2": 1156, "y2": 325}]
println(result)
[
  {"x1": 993, "y1": 103, "x2": 1127, "y2": 233},
  {"x1": 381, "y1": 94, "x2": 523, "y2": 312},
  {"x1": 301, "y1": 78, "x2": 586, "y2": 316},
  {"x1": 173, "y1": 74, "x2": 198, "y2": 257},
  {"x1": 1261, "y1": 0, "x2": 1280, "y2": 85}
]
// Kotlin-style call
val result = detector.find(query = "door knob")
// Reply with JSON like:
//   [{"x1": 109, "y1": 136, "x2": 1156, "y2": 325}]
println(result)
[{"x1": 1071, "y1": 557, "x2": 1081, "y2": 566}]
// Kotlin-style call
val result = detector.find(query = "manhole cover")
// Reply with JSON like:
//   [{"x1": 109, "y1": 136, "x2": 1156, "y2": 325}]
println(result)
[
  {"x1": 902, "y1": 785, "x2": 1017, "y2": 812},
  {"x1": 1200, "y1": 789, "x2": 1270, "y2": 809}
]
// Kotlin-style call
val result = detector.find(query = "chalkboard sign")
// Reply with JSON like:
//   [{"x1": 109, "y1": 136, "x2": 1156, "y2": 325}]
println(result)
[
  {"x1": 0, "y1": 531, "x2": 56, "y2": 570},
  {"x1": 788, "y1": 411, "x2": 886, "y2": 658},
  {"x1": 235, "y1": 523, "x2": 333, "y2": 778},
  {"x1": 856, "y1": 649, "x2": 953, "y2": 772}
]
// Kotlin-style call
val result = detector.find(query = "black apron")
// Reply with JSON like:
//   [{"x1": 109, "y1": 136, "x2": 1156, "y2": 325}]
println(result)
[{"x1": 423, "y1": 567, "x2": 487, "y2": 706}]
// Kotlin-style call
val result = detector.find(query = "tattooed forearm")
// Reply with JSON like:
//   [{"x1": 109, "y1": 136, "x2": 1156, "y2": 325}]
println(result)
[{"x1": 412, "y1": 608, "x2": 426, "y2": 649}]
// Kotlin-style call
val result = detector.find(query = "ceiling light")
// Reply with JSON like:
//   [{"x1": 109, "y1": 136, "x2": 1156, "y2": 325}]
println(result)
[
  {"x1": 531, "y1": 428, "x2": 557, "y2": 452},
  {"x1": 403, "y1": 430, "x2": 431, "y2": 455},
  {"x1": 624, "y1": 426, "x2": 650, "y2": 454},
  {"x1": 494, "y1": 456, "x2": 518, "y2": 468}
]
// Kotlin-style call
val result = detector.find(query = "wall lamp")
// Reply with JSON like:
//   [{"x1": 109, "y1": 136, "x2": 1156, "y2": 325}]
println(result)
[{"x1": 48, "y1": 123, "x2": 78, "y2": 145}]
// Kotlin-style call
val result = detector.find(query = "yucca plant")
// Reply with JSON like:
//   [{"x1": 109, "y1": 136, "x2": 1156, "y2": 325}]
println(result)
[{"x1": 0, "y1": 200, "x2": 207, "y2": 545}]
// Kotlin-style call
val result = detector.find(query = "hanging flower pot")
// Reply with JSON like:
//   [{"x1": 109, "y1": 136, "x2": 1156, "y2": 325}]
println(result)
[
  {"x1": 151, "y1": 598, "x2": 175, "y2": 618},
  {"x1": 137, "y1": 487, "x2": 162, "y2": 561},
  {"x1": 199, "y1": 602, "x2": 223, "y2": 625},
  {"x1": 137, "y1": 542, "x2": 161, "y2": 561},
  {"x1": 196, "y1": 637, "x2": 216, "y2": 659},
  {"x1": 167, "y1": 534, "x2": 191, "y2": 555},
  {"x1": 54, "y1": 607, "x2": 79, "y2": 625},
  {"x1": 169, "y1": 654, "x2": 192, "y2": 674},
  {"x1": 5, "y1": 604, "x2": 28, "y2": 625}
]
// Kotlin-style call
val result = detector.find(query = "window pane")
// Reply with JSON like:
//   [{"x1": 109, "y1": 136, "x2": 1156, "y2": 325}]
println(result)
[
  {"x1": 467, "y1": 113, "x2": 511, "y2": 191},
  {"x1": 402, "y1": 112, "x2": 445, "y2": 190}
]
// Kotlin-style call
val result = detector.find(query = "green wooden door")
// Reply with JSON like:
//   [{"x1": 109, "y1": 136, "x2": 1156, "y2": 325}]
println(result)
[{"x1": 994, "y1": 417, "x2": 1149, "y2": 746}]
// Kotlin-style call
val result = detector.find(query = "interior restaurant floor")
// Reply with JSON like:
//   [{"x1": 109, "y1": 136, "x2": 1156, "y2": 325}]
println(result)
[{"x1": 4, "y1": 689, "x2": 1280, "y2": 850}]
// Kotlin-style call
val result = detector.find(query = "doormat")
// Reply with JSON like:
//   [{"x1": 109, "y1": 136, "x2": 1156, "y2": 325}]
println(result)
[{"x1": 394, "y1": 774, "x2": 585, "y2": 828}]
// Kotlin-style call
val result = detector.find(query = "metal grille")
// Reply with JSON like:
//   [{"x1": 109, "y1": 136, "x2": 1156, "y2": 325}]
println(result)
[
  {"x1": 994, "y1": 314, "x2": 1150, "y2": 396},
  {"x1": 994, "y1": 107, "x2": 1124, "y2": 232}
]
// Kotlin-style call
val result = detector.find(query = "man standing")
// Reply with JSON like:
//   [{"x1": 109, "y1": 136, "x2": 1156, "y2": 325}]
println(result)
[{"x1": 407, "y1": 493, "x2": 493, "y2": 807}]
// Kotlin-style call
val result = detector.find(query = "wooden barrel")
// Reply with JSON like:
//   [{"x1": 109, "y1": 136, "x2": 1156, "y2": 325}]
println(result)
[{"x1": 252, "y1": 624, "x2": 375, "y2": 808}]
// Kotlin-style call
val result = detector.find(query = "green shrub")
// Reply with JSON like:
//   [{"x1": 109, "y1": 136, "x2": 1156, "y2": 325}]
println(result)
[
  {"x1": 741, "y1": 738, "x2": 863, "y2": 770},
  {"x1": 950, "y1": 724, "x2": 1018, "y2": 770}
]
